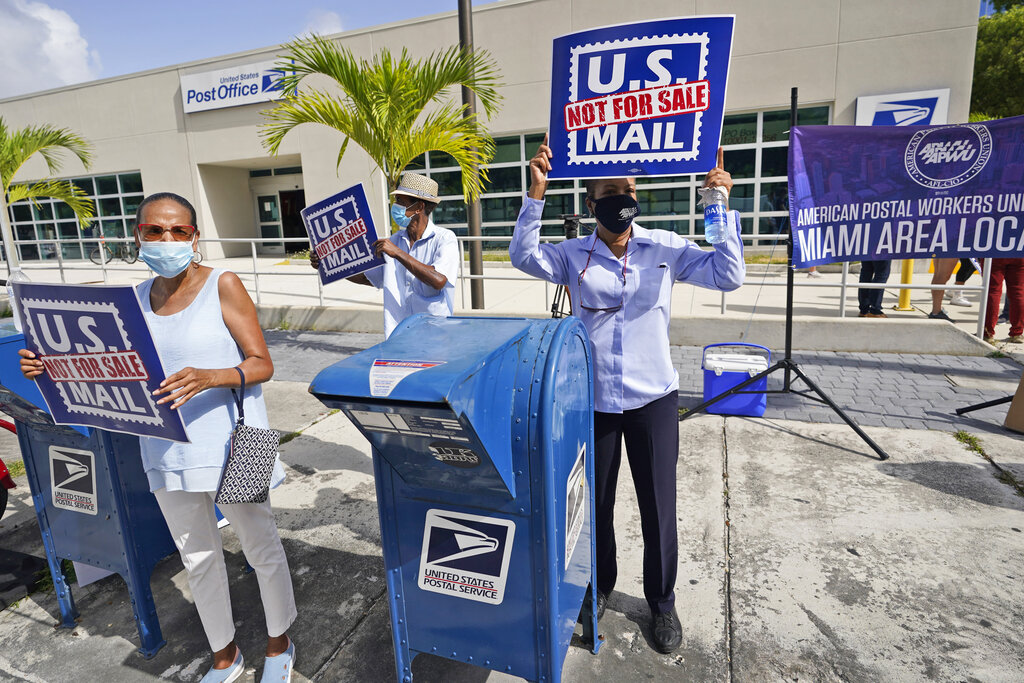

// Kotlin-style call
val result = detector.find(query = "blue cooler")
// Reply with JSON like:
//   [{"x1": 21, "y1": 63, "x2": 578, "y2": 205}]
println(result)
[{"x1": 701, "y1": 343, "x2": 770, "y2": 417}]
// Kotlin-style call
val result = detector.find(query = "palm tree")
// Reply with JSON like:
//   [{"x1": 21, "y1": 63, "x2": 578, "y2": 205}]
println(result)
[
  {"x1": 1, "y1": 116, "x2": 95, "y2": 268},
  {"x1": 260, "y1": 35, "x2": 502, "y2": 202}
]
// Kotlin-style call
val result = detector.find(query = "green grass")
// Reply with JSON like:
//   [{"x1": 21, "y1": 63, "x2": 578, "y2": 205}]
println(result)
[
  {"x1": 278, "y1": 431, "x2": 302, "y2": 445},
  {"x1": 987, "y1": 350, "x2": 1009, "y2": 358},
  {"x1": 954, "y1": 429, "x2": 1024, "y2": 498},
  {"x1": 34, "y1": 559, "x2": 77, "y2": 593},
  {"x1": 745, "y1": 254, "x2": 789, "y2": 265},
  {"x1": 6, "y1": 460, "x2": 25, "y2": 478},
  {"x1": 277, "y1": 319, "x2": 292, "y2": 331}
]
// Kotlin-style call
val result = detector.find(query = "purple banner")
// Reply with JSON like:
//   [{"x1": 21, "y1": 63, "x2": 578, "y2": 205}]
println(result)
[{"x1": 788, "y1": 115, "x2": 1024, "y2": 268}]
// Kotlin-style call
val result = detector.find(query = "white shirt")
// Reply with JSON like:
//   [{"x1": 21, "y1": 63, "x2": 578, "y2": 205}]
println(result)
[
  {"x1": 365, "y1": 219, "x2": 460, "y2": 337},
  {"x1": 138, "y1": 269, "x2": 284, "y2": 492},
  {"x1": 509, "y1": 196, "x2": 745, "y2": 413}
]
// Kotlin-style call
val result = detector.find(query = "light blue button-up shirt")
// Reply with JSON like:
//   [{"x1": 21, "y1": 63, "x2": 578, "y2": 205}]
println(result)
[
  {"x1": 365, "y1": 219, "x2": 460, "y2": 337},
  {"x1": 510, "y1": 196, "x2": 745, "y2": 413}
]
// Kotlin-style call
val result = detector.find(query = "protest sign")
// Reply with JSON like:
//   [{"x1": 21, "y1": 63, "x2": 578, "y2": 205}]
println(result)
[
  {"x1": 13, "y1": 282, "x2": 189, "y2": 442},
  {"x1": 789, "y1": 115, "x2": 1024, "y2": 268},
  {"x1": 547, "y1": 15, "x2": 734, "y2": 179},
  {"x1": 301, "y1": 183, "x2": 384, "y2": 285}
]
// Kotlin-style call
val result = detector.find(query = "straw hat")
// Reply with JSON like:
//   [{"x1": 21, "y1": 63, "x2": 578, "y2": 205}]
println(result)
[{"x1": 391, "y1": 172, "x2": 442, "y2": 203}]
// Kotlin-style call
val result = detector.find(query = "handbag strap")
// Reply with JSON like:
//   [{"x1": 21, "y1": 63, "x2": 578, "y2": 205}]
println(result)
[{"x1": 230, "y1": 366, "x2": 246, "y2": 424}]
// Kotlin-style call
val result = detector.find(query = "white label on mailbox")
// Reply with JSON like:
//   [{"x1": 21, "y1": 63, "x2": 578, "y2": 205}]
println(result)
[
  {"x1": 49, "y1": 445, "x2": 98, "y2": 515},
  {"x1": 418, "y1": 509, "x2": 515, "y2": 605},
  {"x1": 369, "y1": 359, "x2": 444, "y2": 397},
  {"x1": 566, "y1": 443, "x2": 586, "y2": 569}
]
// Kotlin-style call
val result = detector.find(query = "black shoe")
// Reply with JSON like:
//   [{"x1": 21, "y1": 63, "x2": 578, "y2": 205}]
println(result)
[
  {"x1": 928, "y1": 310, "x2": 953, "y2": 321},
  {"x1": 652, "y1": 607, "x2": 682, "y2": 654}
]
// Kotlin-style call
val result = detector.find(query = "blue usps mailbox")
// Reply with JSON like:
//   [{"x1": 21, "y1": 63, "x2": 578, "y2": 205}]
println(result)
[
  {"x1": 311, "y1": 315, "x2": 601, "y2": 682},
  {"x1": 0, "y1": 324, "x2": 176, "y2": 658}
]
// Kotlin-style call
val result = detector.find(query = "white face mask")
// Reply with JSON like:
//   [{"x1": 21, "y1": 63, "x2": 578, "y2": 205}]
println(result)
[{"x1": 139, "y1": 241, "x2": 195, "y2": 278}]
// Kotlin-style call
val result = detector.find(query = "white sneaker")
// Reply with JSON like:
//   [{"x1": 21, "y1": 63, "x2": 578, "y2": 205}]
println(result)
[
  {"x1": 806, "y1": 270, "x2": 823, "y2": 279},
  {"x1": 949, "y1": 292, "x2": 971, "y2": 307}
]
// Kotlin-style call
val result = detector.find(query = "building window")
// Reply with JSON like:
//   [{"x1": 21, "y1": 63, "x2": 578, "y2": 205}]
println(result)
[
  {"x1": 6, "y1": 171, "x2": 144, "y2": 261},
  {"x1": 418, "y1": 105, "x2": 830, "y2": 249}
]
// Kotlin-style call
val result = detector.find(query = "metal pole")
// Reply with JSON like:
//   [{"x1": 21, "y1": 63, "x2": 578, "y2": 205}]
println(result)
[
  {"x1": 0, "y1": 192, "x2": 21, "y2": 275},
  {"x1": 458, "y1": 0, "x2": 485, "y2": 309},
  {"x1": 784, "y1": 87, "x2": 798, "y2": 390},
  {"x1": 251, "y1": 241, "x2": 261, "y2": 305},
  {"x1": 978, "y1": 258, "x2": 992, "y2": 339},
  {"x1": 895, "y1": 259, "x2": 914, "y2": 310},
  {"x1": 839, "y1": 261, "x2": 848, "y2": 317}
]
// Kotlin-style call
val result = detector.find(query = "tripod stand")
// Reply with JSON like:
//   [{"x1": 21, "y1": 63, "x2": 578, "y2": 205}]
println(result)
[{"x1": 680, "y1": 87, "x2": 890, "y2": 462}]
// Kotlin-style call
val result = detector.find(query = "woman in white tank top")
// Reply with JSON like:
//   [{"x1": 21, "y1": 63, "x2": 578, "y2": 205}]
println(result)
[{"x1": 20, "y1": 193, "x2": 296, "y2": 683}]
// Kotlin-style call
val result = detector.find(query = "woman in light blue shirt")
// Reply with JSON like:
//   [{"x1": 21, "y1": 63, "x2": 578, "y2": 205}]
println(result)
[{"x1": 509, "y1": 139, "x2": 744, "y2": 655}]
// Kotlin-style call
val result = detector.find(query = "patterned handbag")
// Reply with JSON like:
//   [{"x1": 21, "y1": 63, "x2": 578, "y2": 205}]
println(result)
[{"x1": 215, "y1": 367, "x2": 280, "y2": 505}]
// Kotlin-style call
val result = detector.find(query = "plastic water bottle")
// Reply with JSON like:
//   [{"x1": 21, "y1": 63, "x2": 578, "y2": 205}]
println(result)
[
  {"x1": 5, "y1": 269, "x2": 29, "y2": 332},
  {"x1": 699, "y1": 186, "x2": 729, "y2": 245}
]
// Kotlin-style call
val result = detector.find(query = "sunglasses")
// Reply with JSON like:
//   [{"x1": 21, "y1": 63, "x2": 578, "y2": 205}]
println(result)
[
  {"x1": 577, "y1": 235, "x2": 629, "y2": 313},
  {"x1": 137, "y1": 224, "x2": 197, "y2": 241}
]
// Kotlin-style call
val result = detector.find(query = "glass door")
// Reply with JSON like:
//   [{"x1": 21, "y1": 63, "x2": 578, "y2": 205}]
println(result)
[{"x1": 256, "y1": 194, "x2": 284, "y2": 255}]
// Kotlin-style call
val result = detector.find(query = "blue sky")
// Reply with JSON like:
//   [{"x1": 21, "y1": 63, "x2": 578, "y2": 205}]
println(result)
[{"x1": 0, "y1": 0, "x2": 499, "y2": 98}]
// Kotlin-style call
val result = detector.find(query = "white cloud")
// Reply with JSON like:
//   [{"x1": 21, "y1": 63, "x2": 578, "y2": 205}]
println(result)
[
  {"x1": 304, "y1": 9, "x2": 344, "y2": 36},
  {"x1": 0, "y1": 0, "x2": 102, "y2": 98}
]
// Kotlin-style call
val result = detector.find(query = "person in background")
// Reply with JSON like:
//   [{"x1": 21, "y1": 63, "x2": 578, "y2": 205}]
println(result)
[
  {"x1": 928, "y1": 257, "x2": 957, "y2": 321},
  {"x1": 946, "y1": 258, "x2": 975, "y2": 307},
  {"x1": 857, "y1": 258, "x2": 891, "y2": 318},
  {"x1": 21, "y1": 193, "x2": 296, "y2": 683},
  {"x1": 310, "y1": 172, "x2": 459, "y2": 337},
  {"x1": 509, "y1": 138, "x2": 744, "y2": 654},
  {"x1": 983, "y1": 257, "x2": 1024, "y2": 344}
]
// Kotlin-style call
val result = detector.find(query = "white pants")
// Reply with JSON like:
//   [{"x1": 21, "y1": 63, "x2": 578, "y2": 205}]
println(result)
[{"x1": 153, "y1": 488, "x2": 297, "y2": 652}]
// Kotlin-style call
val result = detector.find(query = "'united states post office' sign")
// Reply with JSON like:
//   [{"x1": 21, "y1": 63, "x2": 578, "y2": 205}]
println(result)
[
  {"x1": 180, "y1": 60, "x2": 286, "y2": 114},
  {"x1": 547, "y1": 16, "x2": 734, "y2": 179}
]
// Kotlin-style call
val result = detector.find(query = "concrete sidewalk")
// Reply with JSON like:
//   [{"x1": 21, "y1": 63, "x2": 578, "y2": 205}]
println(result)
[{"x1": 1, "y1": 377, "x2": 1024, "y2": 682}]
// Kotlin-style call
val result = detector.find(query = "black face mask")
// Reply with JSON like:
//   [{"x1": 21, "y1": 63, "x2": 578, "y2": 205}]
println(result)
[{"x1": 592, "y1": 194, "x2": 641, "y2": 234}]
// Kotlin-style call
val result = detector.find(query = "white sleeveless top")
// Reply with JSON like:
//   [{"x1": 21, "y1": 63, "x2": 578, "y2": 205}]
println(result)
[{"x1": 137, "y1": 268, "x2": 284, "y2": 493}]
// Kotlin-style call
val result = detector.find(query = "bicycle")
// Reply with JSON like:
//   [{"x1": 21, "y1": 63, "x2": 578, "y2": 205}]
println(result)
[{"x1": 89, "y1": 239, "x2": 138, "y2": 265}]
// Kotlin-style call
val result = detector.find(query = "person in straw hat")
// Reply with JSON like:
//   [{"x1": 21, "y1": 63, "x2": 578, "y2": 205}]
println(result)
[{"x1": 311, "y1": 172, "x2": 460, "y2": 337}]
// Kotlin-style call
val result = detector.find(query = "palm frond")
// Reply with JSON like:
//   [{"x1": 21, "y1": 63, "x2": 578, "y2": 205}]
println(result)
[
  {"x1": 261, "y1": 35, "x2": 503, "y2": 203},
  {"x1": 8, "y1": 180, "x2": 95, "y2": 228},
  {"x1": 0, "y1": 116, "x2": 92, "y2": 191}
]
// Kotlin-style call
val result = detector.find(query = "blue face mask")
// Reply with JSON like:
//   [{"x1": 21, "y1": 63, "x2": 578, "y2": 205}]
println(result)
[
  {"x1": 139, "y1": 241, "x2": 195, "y2": 278},
  {"x1": 391, "y1": 202, "x2": 413, "y2": 229}
]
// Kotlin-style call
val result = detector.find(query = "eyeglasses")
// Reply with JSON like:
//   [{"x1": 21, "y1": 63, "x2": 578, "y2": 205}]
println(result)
[
  {"x1": 577, "y1": 235, "x2": 628, "y2": 313},
  {"x1": 137, "y1": 224, "x2": 197, "y2": 241}
]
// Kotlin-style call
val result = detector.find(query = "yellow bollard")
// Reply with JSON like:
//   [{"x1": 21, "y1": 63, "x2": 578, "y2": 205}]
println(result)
[{"x1": 894, "y1": 259, "x2": 914, "y2": 310}]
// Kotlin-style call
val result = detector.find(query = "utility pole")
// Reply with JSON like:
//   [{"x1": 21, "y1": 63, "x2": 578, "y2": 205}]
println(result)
[{"x1": 458, "y1": 0, "x2": 485, "y2": 309}]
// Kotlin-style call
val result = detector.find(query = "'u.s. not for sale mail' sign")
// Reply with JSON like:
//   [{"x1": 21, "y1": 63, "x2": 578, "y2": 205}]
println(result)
[
  {"x1": 13, "y1": 282, "x2": 189, "y2": 442},
  {"x1": 547, "y1": 16, "x2": 735, "y2": 179},
  {"x1": 300, "y1": 183, "x2": 384, "y2": 285}
]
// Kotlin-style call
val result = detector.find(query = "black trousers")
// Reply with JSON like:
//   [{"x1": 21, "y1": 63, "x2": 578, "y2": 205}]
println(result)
[
  {"x1": 594, "y1": 390, "x2": 678, "y2": 614},
  {"x1": 858, "y1": 259, "x2": 891, "y2": 314}
]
